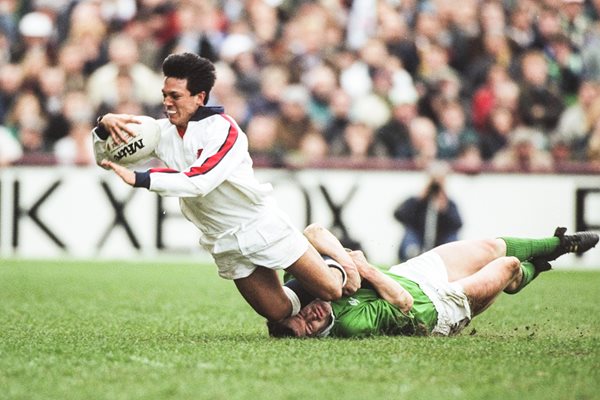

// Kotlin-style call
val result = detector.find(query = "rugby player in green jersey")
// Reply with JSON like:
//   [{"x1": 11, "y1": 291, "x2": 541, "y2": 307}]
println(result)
[{"x1": 268, "y1": 224, "x2": 599, "y2": 338}]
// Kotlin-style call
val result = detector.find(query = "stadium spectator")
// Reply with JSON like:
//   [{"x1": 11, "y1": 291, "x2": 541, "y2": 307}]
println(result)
[
  {"x1": 53, "y1": 91, "x2": 95, "y2": 165},
  {"x1": 158, "y1": 2, "x2": 218, "y2": 65},
  {"x1": 471, "y1": 64, "x2": 512, "y2": 133},
  {"x1": 517, "y1": 50, "x2": 565, "y2": 136},
  {"x1": 282, "y1": 3, "x2": 340, "y2": 81},
  {"x1": 584, "y1": 119, "x2": 600, "y2": 166},
  {"x1": 273, "y1": 84, "x2": 315, "y2": 154},
  {"x1": 246, "y1": 114, "x2": 283, "y2": 164},
  {"x1": 376, "y1": 88, "x2": 418, "y2": 159},
  {"x1": 246, "y1": 64, "x2": 289, "y2": 117},
  {"x1": 464, "y1": 30, "x2": 515, "y2": 97},
  {"x1": 493, "y1": 78, "x2": 521, "y2": 120},
  {"x1": 579, "y1": 98, "x2": 600, "y2": 164},
  {"x1": 581, "y1": 22, "x2": 600, "y2": 80},
  {"x1": 505, "y1": 3, "x2": 537, "y2": 57},
  {"x1": 393, "y1": 162, "x2": 463, "y2": 262},
  {"x1": 544, "y1": 33, "x2": 582, "y2": 102},
  {"x1": 0, "y1": 0, "x2": 18, "y2": 44},
  {"x1": 245, "y1": 0, "x2": 281, "y2": 48},
  {"x1": 435, "y1": 100, "x2": 480, "y2": 160},
  {"x1": 491, "y1": 126, "x2": 554, "y2": 172},
  {"x1": 267, "y1": 223, "x2": 599, "y2": 338},
  {"x1": 12, "y1": 10, "x2": 56, "y2": 65},
  {"x1": 407, "y1": 116, "x2": 438, "y2": 168},
  {"x1": 444, "y1": 0, "x2": 480, "y2": 76},
  {"x1": 330, "y1": 120, "x2": 386, "y2": 160},
  {"x1": 0, "y1": 63, "x2": 24, "y2": 123},
  {"x1": 479, "y1": 106, "x2": 517, "y2": 161},
  {"x1": 86, "y1": 33, "x2": 163, "y2": 114},
  {"x1": 559, "y1": 0, "x2": 591, "y2": 50},
  {"x1": 0, "y1": 124, "x2": 22, "y2": 166},
  {"x1": 553, "y1": 79, "x2": 600, "y2": 148},
  {"x1": 378, "y1": 4, "x2": 419, "y2": 76},
  {"x1": 302, "y1": 63, "x2": 338, "y2": 131},
  {"x1": 294, "y1": 130, "x2": 330, "y2": 164},
  {"x1": 338, "y1": 38, "x2": 385, "y2": 100},
  {"x1": 208, "y1": 62, "x2": 251, "y2": 129},
  {"x1": 219, "y1": 33, "x2": 260, "y2": 97},
  {"x1": 322, "y1": 88, "x2": 352, "y2": 145},
  {"x1": 5, "y1": 92, "x2": 48, "y2": 155},
  {"x1": 65, "y1": 0, "x2": 109, "y2": 75},
  {"x1": 533, "y1": 5, "x2": 565, "y2": 50},
  {"x1": 416, "y1": 43, "x2": 462, "y2": 124},
  {"x1": 93, "y1": 53, "x2": 360, "y2": 322},
  {"x1": 38, "y1": 66, "x2": 68, "y2": 146}
]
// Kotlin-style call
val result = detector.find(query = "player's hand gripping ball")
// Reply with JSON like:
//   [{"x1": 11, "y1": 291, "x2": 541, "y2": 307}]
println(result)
[{"x1": 105, "y1": 116, "x2": 160, "y2": 165}]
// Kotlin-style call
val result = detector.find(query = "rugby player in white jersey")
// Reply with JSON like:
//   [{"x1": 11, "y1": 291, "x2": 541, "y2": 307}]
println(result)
[{"x1": 92, "y1": 52, "x2": 360, "y2": 322}]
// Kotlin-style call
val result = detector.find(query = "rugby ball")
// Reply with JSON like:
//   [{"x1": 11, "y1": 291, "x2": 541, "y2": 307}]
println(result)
[{"x1": 105, "y1": 116, "x2": 160, "y2": 165}]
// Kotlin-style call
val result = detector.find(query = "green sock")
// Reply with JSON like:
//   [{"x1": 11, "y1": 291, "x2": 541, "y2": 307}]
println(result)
[
  {"x1": 500, "y1": 237, "x2": 560, "y2": 261},
  {"x1": 504, "y1": 261, "x2": 536, "y2": 294}
]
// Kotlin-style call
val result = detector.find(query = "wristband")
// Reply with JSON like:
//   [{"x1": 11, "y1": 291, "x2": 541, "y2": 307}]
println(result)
[{"x1": 94, "y1": 115, "x2": 109, "y2": 140}]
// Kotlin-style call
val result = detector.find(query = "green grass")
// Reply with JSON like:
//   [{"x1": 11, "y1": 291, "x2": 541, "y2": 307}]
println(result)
[{"x1": 1, "y1": 259, "x2": 599, "y2": 400}]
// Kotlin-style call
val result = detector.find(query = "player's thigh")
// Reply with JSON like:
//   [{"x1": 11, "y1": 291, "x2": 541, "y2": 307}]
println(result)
[
  {"x1": 433, "y1": 238, "x2": 504, "y2": 281},
  {"x1": 234, "y1": 266, "x2": 290, "y2": 321}
]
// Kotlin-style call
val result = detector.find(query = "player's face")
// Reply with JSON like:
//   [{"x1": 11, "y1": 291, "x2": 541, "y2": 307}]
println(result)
[
  {"x1": 283, "y1": 300, "x2": 333, "y2": 337},
  {"x1": 162, "y1": 77, "x2": 204, "y2": 130}
]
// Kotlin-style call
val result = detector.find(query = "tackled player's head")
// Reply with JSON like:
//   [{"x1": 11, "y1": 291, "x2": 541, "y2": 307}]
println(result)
[{"x1": 267, "y1": 300, "x2": 335, "y2": 338}]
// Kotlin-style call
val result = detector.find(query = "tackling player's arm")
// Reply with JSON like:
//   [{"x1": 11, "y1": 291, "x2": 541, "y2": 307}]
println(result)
[
  {"x1": 303, "y1": 223, "x2": 361, "y2": 295},
  {"x1": 349, "y1": 250, "x2": 413, "y2": 314}
]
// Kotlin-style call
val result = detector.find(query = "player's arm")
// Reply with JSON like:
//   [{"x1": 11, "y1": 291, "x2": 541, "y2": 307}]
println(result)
[
  {"x1": 303, "y1": 223, "x2": 361, "y2": 295},
  {"x1": 349, "y1": 250, "x2": 413, "y2": 313},
  {"x1": 94, "y1": 113, "x2": 140, "y2": 145},
  {"x1": 92, "y1": 113, "x2": 143, "y2": 170}
]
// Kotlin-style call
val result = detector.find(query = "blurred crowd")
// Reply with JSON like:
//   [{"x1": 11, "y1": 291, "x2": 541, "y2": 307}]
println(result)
[{"x1": 2, "y1": 0, "x2": 600, "y2": 171}]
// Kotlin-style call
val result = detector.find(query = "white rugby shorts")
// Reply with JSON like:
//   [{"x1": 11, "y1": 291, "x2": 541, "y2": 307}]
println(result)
[
  {"x1": 208, "y1": 210, "x2": 309, "y2": 280},
  {"x1": 389, "y1": 251, "x2": 472, "y2": 336}
]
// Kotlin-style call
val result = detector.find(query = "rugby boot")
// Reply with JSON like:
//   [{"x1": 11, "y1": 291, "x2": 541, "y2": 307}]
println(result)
[
  {"x1": 529, "y1": 257, "x2": 552, "y2": 278},
  {"x1": 542, "y1": 227, "x2": 599, "y2": 261}
]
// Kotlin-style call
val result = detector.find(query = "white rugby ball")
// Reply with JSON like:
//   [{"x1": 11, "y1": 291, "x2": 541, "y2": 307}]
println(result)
[{"x1": 105, "y1": 116, "x2": 160, "y2": 165}]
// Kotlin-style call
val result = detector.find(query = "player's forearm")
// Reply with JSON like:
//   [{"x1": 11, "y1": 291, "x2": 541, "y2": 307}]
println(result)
[
  {"x1": 303, "y1": 223, "x2": 354, "y2": 266},
  {"x1": 303, "y1": 223, "x2": 360, "y2": 294},
  {"x1": 357, "y1": 263, "x2": 413, "y2": 313}
]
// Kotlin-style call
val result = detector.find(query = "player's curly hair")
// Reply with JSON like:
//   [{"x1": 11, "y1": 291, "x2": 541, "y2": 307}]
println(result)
[{"x1": 162, "y1": 52, "x2": 216, "y2": 103}]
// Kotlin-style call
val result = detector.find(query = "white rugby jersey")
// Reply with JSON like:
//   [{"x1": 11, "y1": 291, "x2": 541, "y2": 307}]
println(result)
[{"x1": 93, "y1": 107, "x2": 278, "y2": 245}]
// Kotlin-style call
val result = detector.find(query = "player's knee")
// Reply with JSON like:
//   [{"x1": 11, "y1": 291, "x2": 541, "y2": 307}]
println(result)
[
  {"x1": 303, "y1": 223, "x2": 324, "y2": 238},
  {"x1": 505, "y1": 256, "x2": 521, "y2": 277},
  {"x1": 481, "y1": 238, "x2": 503, "y2": 257}
]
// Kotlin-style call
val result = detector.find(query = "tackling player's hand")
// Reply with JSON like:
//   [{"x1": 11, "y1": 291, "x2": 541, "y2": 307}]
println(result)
[
  {"x1": 99, "y1": 113, "x2": 141, "y2": 145},
  {"x1": 348, "y1": 250, "x2": 372, "y2": 277},
  {"x1": 341, "y1": 262, "x2": 361, "y2": 296},
  {"x1": 100, "y1": 159, "x2": 136, "y2": 186}
]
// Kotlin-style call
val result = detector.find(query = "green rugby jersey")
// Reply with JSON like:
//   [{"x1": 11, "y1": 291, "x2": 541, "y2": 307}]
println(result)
[{"x1": 330, "y1": 272, "x2": 437, "y2": 337}]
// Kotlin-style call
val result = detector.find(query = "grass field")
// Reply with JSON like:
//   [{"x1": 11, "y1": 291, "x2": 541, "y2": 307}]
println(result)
[{"x1": 1, "y1": 259, "x2": 599, "y2": 400}]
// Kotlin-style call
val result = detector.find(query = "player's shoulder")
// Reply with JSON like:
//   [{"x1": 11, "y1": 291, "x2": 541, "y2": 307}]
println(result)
[{"x1": 191, "y1": 108, "x2": 245, "y2": 139}]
